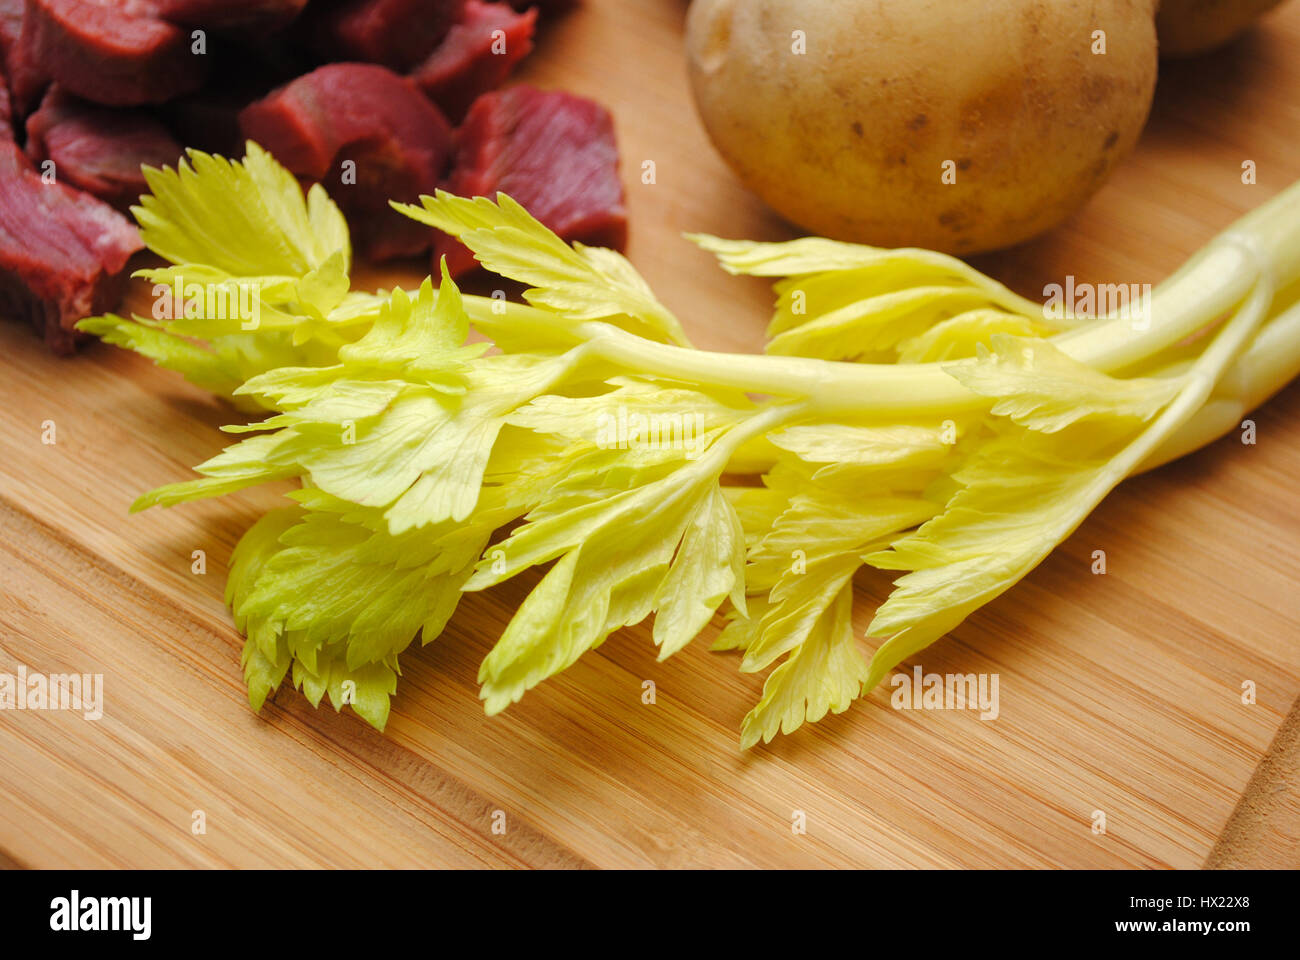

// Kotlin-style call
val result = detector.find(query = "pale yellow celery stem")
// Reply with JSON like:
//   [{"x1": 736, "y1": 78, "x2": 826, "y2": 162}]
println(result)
[
  {"x1": 1035, "y1": 281, "x2": 1275, "y2": 557},
  {"x1": 1140, "y1": 289, "x2": 1300, "y2": 470},
  {"x1": 460, "y1": 179, "x2": 1300, "y2": 459}
]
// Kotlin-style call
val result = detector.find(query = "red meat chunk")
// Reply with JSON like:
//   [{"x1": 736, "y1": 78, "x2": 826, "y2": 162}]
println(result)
[
  {"x1": 301, "y1": 0, "x2": 464, "y2": 72},
  {"x1": 0, "y1": 144, "x2": 142, "y2": 353},
  {"x1": 435, "y1": 85, "x2": 626, "y2": 276},
  {"x1": 25, "y1": 87, "x2": 183, "y2": 208},
  {"x1": 410, "y1": 0, "x2": 535, "y2": 123},
  {"x1": 239, "y1": 63, "x2": 454, "y2": 260},
  {"x1": 25, "y1": 0, "x2": 209, "y2": 107}
]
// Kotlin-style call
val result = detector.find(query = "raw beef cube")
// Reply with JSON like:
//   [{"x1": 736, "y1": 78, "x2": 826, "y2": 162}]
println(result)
[
  {"x1": 26, "y1": 0, "x2": 209, "y2": 107},
  {"x1": 435, "y1": 84, "x2": 626, "y2": 276},
  {"x1": 25, "y1": 86, "x2": 183, "y2": 208},
  {"x1": 0, "y1": 155, "x2": 142, "y2": 352},
  {"x1": 301, "y1": 0, "x2": 463, "y2": 71},
  {"x1": 410, "y1": 0, "x2": 535, "y2": 123},
  {"x1": 239, "y1": 62, "x2": 454, "y2": 260}
]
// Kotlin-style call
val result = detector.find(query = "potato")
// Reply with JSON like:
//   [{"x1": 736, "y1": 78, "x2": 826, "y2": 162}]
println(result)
[
  {"x1": 686, "y1": 0, "x2": 1159, "y2": 255},
  {"x1": 1156, "y1": 0, "x2": 1287, "y2": 57}
]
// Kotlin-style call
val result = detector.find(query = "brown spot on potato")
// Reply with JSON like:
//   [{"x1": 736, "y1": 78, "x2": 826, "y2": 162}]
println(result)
[
  {"x1": 852, "y1": 121, "x2": 864, "y2": 137},
  {"x1": 907, "y1": 113, "x2": 928, "y2": 130},
  {"x1": 957, "y1": 157, "x2": 972, "y2": 171},
  {"x1": 1103, "y1": 130, "x2": 1120, "y2": 149},
  {"x1": 1082, "y1": 73, "x2": 1116, "y2": 107},
  {"x1": 1021, "y1": 0, "x2": 1047, "y2": 36},
  {"x1": 958, "y1": 75, "x2": 1023, "y2": 139},
  {"x1": 938, "y1": 209, "x2": 971, "y2": 231}
]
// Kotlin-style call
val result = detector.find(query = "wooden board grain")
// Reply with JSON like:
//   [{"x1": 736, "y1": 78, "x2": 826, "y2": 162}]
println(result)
[{"x1": 2, "y1": 0, "x2": 1299, "y2": 869}]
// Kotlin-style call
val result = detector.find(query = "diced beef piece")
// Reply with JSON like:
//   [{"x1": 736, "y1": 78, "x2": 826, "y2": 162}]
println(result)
[
  {"x1": 2, "y1": 2, "x2": 49, "y2": 118},
  {"x1": 239, "y1": 63, "x2": 454, "y2": 260},
  {"x1": 410, "y1": 0, "x2": 535, "y2": 123},
  {"x1": 145, "y1": 0, "x2": 310, "y2": 30},
  {"x1": 301, "y1": 0, "x2": 463, "y2": 72},
  {"x1": 435, "y1": 85, "x2": 626, "y2": 276},
  {"x1": 26, "y1": 0, "x2": 209, "y2": 107},
  {"x1": 0, "y1": 156, "x2": 142, "y2": 353},
  {"x1": 24, "y1": 87, "x2": 183, "y2": 208}
]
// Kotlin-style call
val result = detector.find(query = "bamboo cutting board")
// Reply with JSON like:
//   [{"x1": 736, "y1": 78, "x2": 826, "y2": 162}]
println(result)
[{"x1": 1, "y1": 0, "x2": 1298, "y2": 869}]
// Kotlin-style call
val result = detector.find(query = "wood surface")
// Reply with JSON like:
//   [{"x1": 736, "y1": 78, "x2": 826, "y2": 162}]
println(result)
[{"x1": 2, "y1": 0, "x2": 1298, "y2": 868}]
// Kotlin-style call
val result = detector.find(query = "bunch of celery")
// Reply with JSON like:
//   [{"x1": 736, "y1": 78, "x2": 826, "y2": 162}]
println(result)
[{"x1": 82, "y1": 145, "x2": 1300, "y2": 747}]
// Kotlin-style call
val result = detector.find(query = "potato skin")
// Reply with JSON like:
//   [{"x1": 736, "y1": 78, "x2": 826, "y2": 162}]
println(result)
[
  {"x1": 686, "y1": 0, "x2": 1159, "y2": 254},
  {"x1": 1156, "y1": 0, "x2": 1286, "y2": 57}
]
